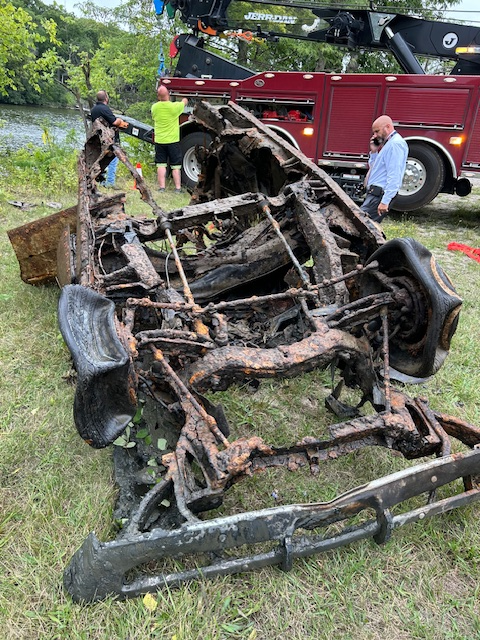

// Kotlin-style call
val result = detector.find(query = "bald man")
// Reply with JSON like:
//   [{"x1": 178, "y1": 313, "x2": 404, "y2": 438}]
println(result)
[
  {"x1": 361, "y1": 115, "x2": 408, "y2": 222},
  {"x1": 151, "y1": 85, "x2": 188, "y2": 192}
]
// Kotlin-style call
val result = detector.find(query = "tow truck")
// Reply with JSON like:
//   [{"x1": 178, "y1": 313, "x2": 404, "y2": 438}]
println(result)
[{"x1": 133, "y1": 2, "x2": 480, "y2": 210}]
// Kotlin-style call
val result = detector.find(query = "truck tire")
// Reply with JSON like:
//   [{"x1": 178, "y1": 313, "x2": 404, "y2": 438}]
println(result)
[
  {"x1": 392, "y1": 142, "x2": 445, "y2": 212},
  {"x1": 180, "y1": 131, "x2": 212, "y2": 190}
]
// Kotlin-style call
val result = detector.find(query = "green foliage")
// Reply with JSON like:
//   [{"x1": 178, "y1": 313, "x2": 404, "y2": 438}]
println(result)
[
  {"x1": 0, "y1": 124, "x2": 79, "y2": 191},
  {"x1": 85, "y1": 33, "x2": 159, "y2": 109},
  {"x1": 125, "y1": 100, "x2": 153, "y2": 123},
  {"x1": 1, "y1": 184, "x2": 480, "y2": 637},
  {"x1": 113, "y1": 425, "x2": 136, "y2": 448},
  {"x1": 0, "y1": 0, "x2": 60, "y2": 97},
  {"x1": 7, "y1": 0, "x2": 121, "y2": 106},
  {"x1": 64, "y1": 1, "x2": 179, "y2": 110}
]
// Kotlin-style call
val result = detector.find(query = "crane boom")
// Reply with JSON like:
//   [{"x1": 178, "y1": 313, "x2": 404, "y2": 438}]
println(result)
[
  {"x1": 158, "y1": 1, "x2": 480, "y2": 74},
  {"x1": 144, "y1": 2, "x2": 480, "y2": 210}
]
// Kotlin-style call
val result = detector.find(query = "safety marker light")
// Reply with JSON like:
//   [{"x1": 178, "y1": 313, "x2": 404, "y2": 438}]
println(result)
[
  {"x1": 132, "y1": 163, "x2": 143, "y2": 190},
  {"x1": 449, "y1": 136, "x2": 464, "y2": 146},
  {"x1": 303, "y1": 127, "x2": 314, "y2": 136},
  {"x1": 455, "y1": 46, "x2": 480, "y2": 54}
]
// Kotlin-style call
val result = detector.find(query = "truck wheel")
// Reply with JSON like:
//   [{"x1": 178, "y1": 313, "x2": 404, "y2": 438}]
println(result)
[
  {"x1": 180, "y1": 131, "x2": 212, "y2": 190},
  {"x1": 392, "y1": 143, "x2": 445, "y2": 212}
]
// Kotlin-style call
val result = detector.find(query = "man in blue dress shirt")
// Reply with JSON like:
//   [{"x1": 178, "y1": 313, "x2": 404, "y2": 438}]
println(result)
[{"x1": 361, "y1": 115, "x2": 408, "y2": 223}]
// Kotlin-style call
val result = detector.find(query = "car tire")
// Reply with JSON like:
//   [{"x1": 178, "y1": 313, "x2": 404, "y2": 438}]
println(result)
[{"x1": 361, "y1": 238, "x2": 462, "y2": 378}]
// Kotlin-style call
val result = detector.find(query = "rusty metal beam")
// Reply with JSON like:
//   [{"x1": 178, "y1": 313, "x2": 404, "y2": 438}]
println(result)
[{"x1": 7, "y1": 103, "x2": 480, "y2": 604}]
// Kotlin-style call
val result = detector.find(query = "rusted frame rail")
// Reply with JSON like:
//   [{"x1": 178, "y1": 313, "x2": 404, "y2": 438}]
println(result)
[
  {"x1": 64, "y1": 448, "x2": 480, "y2": 602},
  {"x1": 59, "y1": 108, "x2": 480, "y2": 600},
  {"x1": 8, "y1": 103, "x2": 480, "y2": 603}
]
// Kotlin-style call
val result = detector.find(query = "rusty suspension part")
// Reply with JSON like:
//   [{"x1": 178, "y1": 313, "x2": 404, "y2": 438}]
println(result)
[{"x1": 9, "y1": 104, "x2": 477, "y2": 604}]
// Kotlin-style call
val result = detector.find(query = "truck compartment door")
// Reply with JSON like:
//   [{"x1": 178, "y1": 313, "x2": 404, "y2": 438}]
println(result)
[{"x1": 321, "y1": 82, "x2": 381, "y2": 158}]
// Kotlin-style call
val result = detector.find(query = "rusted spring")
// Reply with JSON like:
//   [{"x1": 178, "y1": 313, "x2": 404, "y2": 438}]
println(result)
[{"x1": 381, "y1": 306, "x2": 391, "y2": 413}]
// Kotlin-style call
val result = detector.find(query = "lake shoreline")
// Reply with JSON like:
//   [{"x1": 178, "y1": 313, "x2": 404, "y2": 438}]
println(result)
[{"x1": 0, "y1": 103, "x2": 86, "y2": 151}]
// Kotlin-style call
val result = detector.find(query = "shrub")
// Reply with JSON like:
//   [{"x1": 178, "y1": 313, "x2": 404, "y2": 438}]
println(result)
[{"x1": 0, "y1": 123, "x2": 80, "y2": 194}]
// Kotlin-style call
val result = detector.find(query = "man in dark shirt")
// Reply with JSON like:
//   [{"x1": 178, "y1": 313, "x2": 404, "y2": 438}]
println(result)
[{"x1": 91, "y1": 90, "x2": 128, "y2": 188}]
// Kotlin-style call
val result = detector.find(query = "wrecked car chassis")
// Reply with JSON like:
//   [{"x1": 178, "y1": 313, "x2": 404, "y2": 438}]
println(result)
[{"x1": 9, "y1": 102, "x2": 480, "y2": 603}]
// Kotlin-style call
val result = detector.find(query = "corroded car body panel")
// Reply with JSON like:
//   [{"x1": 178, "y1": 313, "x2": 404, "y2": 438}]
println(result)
[{"x1": 9, "y1": 103, "x2": 480, "y2": 603}]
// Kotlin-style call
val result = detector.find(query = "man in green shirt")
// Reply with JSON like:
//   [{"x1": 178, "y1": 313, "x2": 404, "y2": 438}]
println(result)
[{"x1": 151, "y1": 85, "x2": 188, "y2": 192}]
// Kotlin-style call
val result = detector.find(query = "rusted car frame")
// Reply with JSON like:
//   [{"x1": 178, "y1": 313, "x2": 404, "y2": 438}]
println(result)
[{"x1": 8, "y1": 102, "x2": 480, "y2": 603}]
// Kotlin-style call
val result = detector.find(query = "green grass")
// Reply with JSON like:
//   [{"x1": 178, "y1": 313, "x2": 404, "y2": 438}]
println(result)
[{"x1": 1, "y1": 174, "x2": 480, "y2": 639}]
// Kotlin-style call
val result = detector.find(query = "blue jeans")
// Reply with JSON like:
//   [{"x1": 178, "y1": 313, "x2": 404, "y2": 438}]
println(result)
[{"x1": 105, "y1": 156, "x2": 118, "y2": 186}]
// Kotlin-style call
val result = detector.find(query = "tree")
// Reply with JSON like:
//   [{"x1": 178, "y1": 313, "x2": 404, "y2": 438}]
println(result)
[
  {"x1": 5, "y1": 0, "x2": 117, "y2": 105},
  {"x1": 0, "y1": 0, "x2": 59, "y2": 97},
  {"x1": 62, "y1": 0, "x2": 178, "y2": 116}
]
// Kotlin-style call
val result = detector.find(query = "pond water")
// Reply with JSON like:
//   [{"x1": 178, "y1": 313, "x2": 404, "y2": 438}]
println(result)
[{"x1": 0, "y1": 103, "x2": 87, "y2": 151}]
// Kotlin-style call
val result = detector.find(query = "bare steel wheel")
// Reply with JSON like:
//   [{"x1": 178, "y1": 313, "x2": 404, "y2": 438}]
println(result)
[
  {"x1": 180, "y1": 131, "x2": 212, "y2": 189},
  {"x1": 392, "y1": 143, "x2": 445, "y2": 212}
]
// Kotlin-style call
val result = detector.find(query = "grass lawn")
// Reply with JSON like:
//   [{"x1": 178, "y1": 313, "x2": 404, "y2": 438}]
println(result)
[{"x1": 1, "y1": 175, "x2": 480, "y2": 640}]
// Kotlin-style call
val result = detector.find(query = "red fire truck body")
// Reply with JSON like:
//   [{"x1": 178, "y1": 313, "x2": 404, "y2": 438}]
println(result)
[{"x1": 163, "y1": 70, "x2": 480, "y2": 210}]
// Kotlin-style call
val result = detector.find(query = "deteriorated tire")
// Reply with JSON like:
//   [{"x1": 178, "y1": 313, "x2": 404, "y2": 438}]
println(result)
[
  {"x1": 361, "y1": 238, "x2": 462, "y2": 378},
  {"x1": 180, "y1": 131, "x2": 212, "y2": 190},
  {"x1": 392, "y1": 142, "x2": 445, "y2": 212},
  {"x1": 58, "y1": 285, "x2": 137, "y2": 448}
]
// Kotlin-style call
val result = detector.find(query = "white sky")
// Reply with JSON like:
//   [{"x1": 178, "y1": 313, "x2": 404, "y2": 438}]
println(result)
[
  {"x1": 59, "y1": 0, "x2": 119, "y2": 13},
  {"x1": 446, "y1": 0, "x2": 480, "y2": 25},
  {"x1": 57, "y1": 0, "x2": 480, "y2": 24}
]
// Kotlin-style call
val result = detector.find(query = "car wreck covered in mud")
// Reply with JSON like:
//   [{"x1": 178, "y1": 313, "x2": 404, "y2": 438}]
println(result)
[{"x1": 8, "y1": 101, "x2": 480, "y2": 603}]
